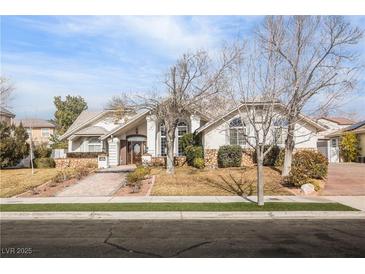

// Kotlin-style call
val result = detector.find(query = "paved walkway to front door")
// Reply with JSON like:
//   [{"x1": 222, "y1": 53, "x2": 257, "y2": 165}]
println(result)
[
  {"x1": 56, "y1": 173, "x2": 126, "y2": 197},
  {"x1": 321, "y1": 163, "x2": 365, "y2": 196}
]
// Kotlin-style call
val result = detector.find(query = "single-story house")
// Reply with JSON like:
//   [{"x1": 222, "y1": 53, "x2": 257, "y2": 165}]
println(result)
[
  {"x1": 0, "y1": 106, "x2": 15, "y2": 124},
  {"x1": 60, "y1": 102, "x2": 326, "y2": 168},
  {"x1": 325, "y1": 120, "x2": 365, "y2": 163},
  {"x1": 14, "y1": 119, "x2": 56, "y2": 146},
  {"x1": 315, "y1": 116, "x2": 357, "y2": 163}
]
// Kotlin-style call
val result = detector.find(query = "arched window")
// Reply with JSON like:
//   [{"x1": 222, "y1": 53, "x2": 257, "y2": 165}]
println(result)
[
  {"x1": 229, "y1": 118, "x2": 246, "y2": 145},
  {"x1": 177, "y1": 121, "x2": 188, "y2": 156},
  {"x1": 160, "y1": 123, "x2": 167, "y2": 156}
]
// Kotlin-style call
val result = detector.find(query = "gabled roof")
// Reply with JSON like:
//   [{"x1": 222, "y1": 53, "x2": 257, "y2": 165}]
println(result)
[
  {"x1": 318, "y1": 116, "x2": 355, "y2": 125},
  {"x1": 195, "y1": 102, "x2": 326, "y2": 134},
  {"x1": 14, "y1": 118, "x2": 55, "y2": 128},
  {"x1": 75, "y1": 126, "x2": 108, "y2": 135},
  {"x1": 0, "y1": 106, "x2": 15, "y2": 118},
  {"x1": 100, "y1": 110, "x2": 150, "y2": 140},
  {"x1": 60, "y1": 110, "x2": 109, "y2": 140},
  {"x1": 327, "y1": 120, "x2": 365, "y2": 137}
]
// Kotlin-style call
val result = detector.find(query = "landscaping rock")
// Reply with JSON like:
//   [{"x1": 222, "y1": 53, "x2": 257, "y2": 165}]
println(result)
[{"x1": 301, "y1": 183, "x2": 316, "y2": 195}]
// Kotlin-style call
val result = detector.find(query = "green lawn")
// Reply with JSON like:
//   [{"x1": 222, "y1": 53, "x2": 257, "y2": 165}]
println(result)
[{"x1": 0, "y1": 202, "x2": 356, "y2": 212}]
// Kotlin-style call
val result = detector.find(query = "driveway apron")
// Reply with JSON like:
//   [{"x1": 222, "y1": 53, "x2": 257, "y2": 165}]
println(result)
[{"x1": 322, "y1": 163, "x2": 365, "y2": 196}]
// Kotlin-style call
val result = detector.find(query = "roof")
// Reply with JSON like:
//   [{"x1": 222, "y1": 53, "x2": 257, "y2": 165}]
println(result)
[
  {"x1": 14, "y1": 118, "x2": 55, "y2": 128},
  {"x1": 100, "y1": 110, "x2": 149, "y2": 140},
  {"x1": 326, "y1": 120, "x2": 365, "y2": 137},
  {"x1": 195, "y1": 102, "x2": 326, "y2": 134},
  {"x1": 318, "y1": 117, "x2": 355, "y2": 125},
  {"x1": 0, "y1": 106, "x2": 15, "y2": 118},
  {"x1": 60, "y1": 110, "x2": 106, "y2": 140},
  {"x1": 75, "y1": 126, "x2": 108, "y2": 135}
]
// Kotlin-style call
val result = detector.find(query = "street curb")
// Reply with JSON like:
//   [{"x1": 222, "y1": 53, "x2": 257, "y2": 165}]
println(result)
[{"x1": 1, "y1": 211, "x2": 364, "y2": 220}]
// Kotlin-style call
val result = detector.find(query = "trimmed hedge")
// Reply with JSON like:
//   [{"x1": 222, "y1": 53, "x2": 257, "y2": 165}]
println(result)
[
  {"x1": 34, "y1": 157, "x2": 56, "y2": 168},
  {"x1": 253, "y1": 145, "x2": 283, "y2": 166},
  {"x1": 66, "y1": 152, "x2": 103, "y2": 158},
  {"x1": 185, "y1": 145, "x2": 204, "y2": 166},
  {"x1": 287, "y1": 150, "x2": 328, "y2": 187},
  {"x1": 218, "y1": 145, "x2": 242, "y2": 168}
]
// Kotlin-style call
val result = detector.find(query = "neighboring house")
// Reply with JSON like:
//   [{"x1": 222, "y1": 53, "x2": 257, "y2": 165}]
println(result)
[
  {"x1": 60, "y1": 102, "x2": 326, "y2": 168},
  {"x1": 316, "y1": 116, "x2": 356, "y2": 163},
  {"x1": 317, "y1": 117, "x2": 355, "y2": 130},
  {"x1": 14, "y1": 119, "x2": 55, "y2": 145},
  {"x1": 326, "y1": 120, "x2": 365, "y2": 163},
  {"x1": 0, "y1": 106, "x2": 15, "y2": 124}
]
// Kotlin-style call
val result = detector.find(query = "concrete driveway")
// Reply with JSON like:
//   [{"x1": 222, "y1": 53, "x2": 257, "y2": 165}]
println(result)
[
  {"x1": 56, "y1": 173, "x2": 126, "y2": 197},
  {"x1": 322, "y1": 163, "x2": 365, "y2": 196}
]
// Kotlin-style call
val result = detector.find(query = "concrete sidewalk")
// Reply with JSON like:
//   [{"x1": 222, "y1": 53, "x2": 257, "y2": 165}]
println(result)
[
  {"x1": 1, "y1": 211, "x2": 364, "y2": 220},
  {"x1": 0, "y1": 195, "x2": 338, "y2": 204}
]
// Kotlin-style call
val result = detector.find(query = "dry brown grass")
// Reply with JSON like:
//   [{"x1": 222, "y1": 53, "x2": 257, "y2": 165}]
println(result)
[
  {"x1": 151, "y1": 166, "x2": 291, "y2": 196},
  {"x1": 0, "y1": 168, "x2": 60, "y2": 198}
]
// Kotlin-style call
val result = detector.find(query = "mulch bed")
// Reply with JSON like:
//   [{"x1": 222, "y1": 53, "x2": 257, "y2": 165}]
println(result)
[
  {"x1": 113, "y1": 176, "x2": 155, "y2": 196},
  {"x1": 15, "y1": 177, "x2": 80, "y2": 197}
]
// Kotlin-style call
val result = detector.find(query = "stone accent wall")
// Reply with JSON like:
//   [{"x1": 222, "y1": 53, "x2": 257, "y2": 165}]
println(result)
[
  {"x1": 55, "y1": 158, "x2": 97, "y2": 169},
  {"x1": 204, "y1": 149, "x2": 218, "y2": 168},
  {"x1": 174, "y1": 156, "x2": 187, "y2": 167},
  {"x1": 151, "y1": 157, "x2": 165, "y2": 167},
  {"x1": 151, "y1": 156, "x2": 187, "y2": 167},
  {"x1": 242, "y1": 149, "x2": 255, "y2": 167}
]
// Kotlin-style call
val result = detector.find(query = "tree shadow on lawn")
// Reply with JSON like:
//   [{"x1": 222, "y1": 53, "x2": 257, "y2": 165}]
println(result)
[{"x1": 205, "y1": 169, "x2": 288, "y2": 202}]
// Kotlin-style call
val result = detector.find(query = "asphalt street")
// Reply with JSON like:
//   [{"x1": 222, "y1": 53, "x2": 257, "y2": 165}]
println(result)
[{"x1": 1, "y1": 219, "x2": 364, "y2": 258}]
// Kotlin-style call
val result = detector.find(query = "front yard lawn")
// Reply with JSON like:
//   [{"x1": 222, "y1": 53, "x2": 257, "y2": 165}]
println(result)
[
  {"x1": 0, "y1": 168, "x2": 59, "y2": 198},
  {"x1": 151, "y1": 166, "x2": 292, "y2": 196},
  {"x1": 0, "y1": 202, "x2": 356, "y2": 212}
]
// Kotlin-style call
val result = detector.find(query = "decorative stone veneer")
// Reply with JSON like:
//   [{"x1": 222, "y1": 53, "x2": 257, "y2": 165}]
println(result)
[
  {"x1": 241, "y1": 149, "x2": 255, "y2": 167},
  {"x1": 151, "y1": 156, "x2": 187, "y2": 167},
  {"x1": 174, "y1": 156, "x2": 187, "y2": 167},
  {"x1": 151, "y1": 157, "x2": 165, "y2": 167},
  {"x1": 204, "y1": 148, "x2": 255, "y2": 168},
  {"x1": 55, "y1": 158, "x2": 97, "y2": 169},
  {"x1": 204, "y1": 149, "x2": 219, "y2": 168}
]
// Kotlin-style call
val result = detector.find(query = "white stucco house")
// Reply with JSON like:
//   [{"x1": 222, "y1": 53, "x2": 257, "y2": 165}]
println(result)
[
  {"x1": 60, "y1": 102, "x2": 327, "y2": 168},
  {"x1": 316, "y1": 117, "x2": 356, "y2": 163}
]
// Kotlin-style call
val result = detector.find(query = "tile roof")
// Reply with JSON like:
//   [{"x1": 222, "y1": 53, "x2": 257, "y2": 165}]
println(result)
[
  {"x1": 14, "y1": 118, "x2": 55, "y2": 128},
  {"x1": 319, "y1": 117, "x2": 355, "y2": 125}
]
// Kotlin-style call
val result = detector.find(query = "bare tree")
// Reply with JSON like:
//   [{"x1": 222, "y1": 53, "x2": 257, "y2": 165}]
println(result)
[
  {"x1": 257, "y1": 16, "x2": 363, "y2": 176},
  {"x1": 106, "y1": 94, "x2": 137, "y2": 122},
  {"x1": 225, "y1": 40, "x2": 286, "y2": 205},
  {"x1": 0, "y1": 77, "x2": 14, "y2": 107},
  {"x1": 136, "y1": 49, "x2": 238, "y2": 174}
]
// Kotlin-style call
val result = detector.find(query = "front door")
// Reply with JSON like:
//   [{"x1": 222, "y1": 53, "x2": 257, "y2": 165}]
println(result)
[{"x1": 127, "y1": 141, "x2": 145, "y2": 164}]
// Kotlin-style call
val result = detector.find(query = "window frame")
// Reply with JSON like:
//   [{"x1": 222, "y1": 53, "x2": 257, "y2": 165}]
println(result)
[
  {"x1": 177, "y1": 121, "x2": 188, "y2": 156},
  {"x1": 88, "y1": 137, "x2": 102, "y2": 153},
  {"x1": 229, "y1": 118, "x2": 246, "y2": 146},
  {"x1": 160, "y1": 123, "x2": 167, "y2": 156},
  {"x1": 41, "y1": 128, "x2": 50, "y2": 138}
]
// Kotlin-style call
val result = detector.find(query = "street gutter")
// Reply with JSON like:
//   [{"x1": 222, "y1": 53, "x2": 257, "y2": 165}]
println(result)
[{"x1": 1, "y1": 211, "x2": 365, "y2": 220}]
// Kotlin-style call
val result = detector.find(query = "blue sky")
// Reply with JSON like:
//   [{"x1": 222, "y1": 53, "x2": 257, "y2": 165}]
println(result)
[{"x1": 1, "y1": 16, "x2": 365, "y2": 120}]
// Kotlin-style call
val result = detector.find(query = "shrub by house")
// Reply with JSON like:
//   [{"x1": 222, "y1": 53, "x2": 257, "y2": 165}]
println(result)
[{"x1": 218, "y1": 145, "x2": 242, "y2": 168}]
